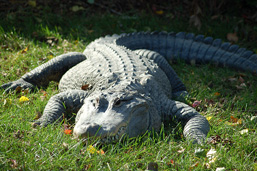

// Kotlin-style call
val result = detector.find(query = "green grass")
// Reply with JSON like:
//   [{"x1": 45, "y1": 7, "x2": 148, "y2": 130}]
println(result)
[{"x1": 1, "y1": 11, "x2": 257, "y2": 170}]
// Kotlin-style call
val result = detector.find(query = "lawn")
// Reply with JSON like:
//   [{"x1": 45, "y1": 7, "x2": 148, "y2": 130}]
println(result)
[{"x1": 0, "y1": 2, "x2": 257, "y2": 170}]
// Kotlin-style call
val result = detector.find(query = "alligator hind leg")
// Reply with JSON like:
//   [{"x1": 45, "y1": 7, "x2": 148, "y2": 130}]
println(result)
[
  {"x1": 33, "y1": 90, "x2": 88, "y2": 127},
  {"x1": 164, "y1": 99, "x2": 210, "y2": 144},
  {"x1": 1, "y1": 52, "x2": 86, "y2": 93},
  {"x1": 134, "y1": 49, "x2": 188, "y2": 100}
]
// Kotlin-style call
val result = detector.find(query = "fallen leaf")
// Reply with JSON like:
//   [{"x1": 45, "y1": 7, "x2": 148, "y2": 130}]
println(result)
[
  {"x1": 226, "y1": 116, "x2": 242, "y2": 126},
  {"x1": 71, "y1": 5, "x2": 85, "y2": 12},
  {"x1": 19, "y1": 96, "x2": 29, "y2": 102},
  {"x1": 96, "y1": 149, "x2": 105, "y2": 155},
  {"x1": 64, "y1": 129, "x2": 72, "y2": 135},
  {"x1": 155, "y1": 10, "x2": 164, "y2": 15},
  {"x1": 225, "y1": 121, "x2": 242, "y2": 126},
  {"x1": 47, "y1": 55, "x2": 54, "y2": 59},
  {"x1": 62, "y1": 142, "x2": 69, "y2": 150},
  {"x1": 206, "y1": 116, "x2": 212, "y2": 121},
  {"x1": 87, "y1": 145, "x2": 97, "y2": 154},
  {"x1": 251, "y1": 116, "x2": 257, "y2": 122},
  {"x1": 216, "y1": 167, "x2": 226, "y2": 171},
  {"x1": 192, "y1": 100, "x2": 201, "y2": 108},
  {"x1": 177, "y1": 148, "x2": 185, "y2": 153},
  {"x1": 214, "y1": 92, "x2": 221, "y2": 96},
  {"x1": 230, "y1": 116, "x2": 238, "y2": 123},
  {"x1": 239, "y1": 129, "x2": 249, "y2": 135},
  {"x1": 9, "y1": 159, "x2": 18, "y2": 169},
  {"x1": 28, "y1": 0, "x2": 36, "y2": 7},
  {"x1": 81, "y1": 84, "x2": 90, "y2": 90},
  {"x1": 227, "y1": 33, "x2": 238, "y2": 43},
  {"x1": 189, "y1": 15, "x2": 202, "y2": 30},
  {"x1": 235, "y1": 83, "x2": 247, "y2": 90},
  {"x1": 21, "y1": 46, "x2": 29, "y2": 54}
]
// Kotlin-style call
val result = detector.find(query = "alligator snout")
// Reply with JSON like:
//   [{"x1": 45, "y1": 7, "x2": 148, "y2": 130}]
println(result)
[{"x1": 73, "y1": 123, "x2": 102, "y2": 138}]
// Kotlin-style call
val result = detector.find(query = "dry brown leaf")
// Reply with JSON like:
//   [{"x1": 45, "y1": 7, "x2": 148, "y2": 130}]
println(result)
[
  {"x1": 62, "y1": 142, "x2": 69, "y2": 150},
  {"x1": 81, "y1": 84, "x2": 92, "y2": 90},
  {"x1": 189, "y1": 15, "x2": 202, "y2": 30},
  {"x1": 9, "y1": 159, "x2": 18, "y2": 169},
  {"x1": 227, "y1": 33, "x2": 238, "y2": 43}
]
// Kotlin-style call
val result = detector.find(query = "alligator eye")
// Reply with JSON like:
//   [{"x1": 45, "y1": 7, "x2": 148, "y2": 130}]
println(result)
[{"x1": 114, "y1": 99, "x2": 122, "y2": 106}]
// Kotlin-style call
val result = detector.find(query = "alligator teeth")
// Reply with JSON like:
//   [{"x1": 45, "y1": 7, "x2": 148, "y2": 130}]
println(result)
[{"x1": 101, "y1": 126, "x2": 127, "y2": 143}]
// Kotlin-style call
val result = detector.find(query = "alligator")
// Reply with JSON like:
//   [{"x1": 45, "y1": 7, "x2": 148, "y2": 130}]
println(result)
[{"x1": 1, "y1": 32, "x2": 257, "y2": 144}]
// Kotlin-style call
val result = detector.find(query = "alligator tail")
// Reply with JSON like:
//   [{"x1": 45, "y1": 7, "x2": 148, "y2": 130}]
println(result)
[{"x1": 113, "y1": 32, "x2": 257, "y2": 74}]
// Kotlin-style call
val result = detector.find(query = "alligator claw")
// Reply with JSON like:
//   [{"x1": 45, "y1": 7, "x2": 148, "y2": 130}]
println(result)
[{"x1": 1, "y1": 79, "x2": 35, "y2": 94}]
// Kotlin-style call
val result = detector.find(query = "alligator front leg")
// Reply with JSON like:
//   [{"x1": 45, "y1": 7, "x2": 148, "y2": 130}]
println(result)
[
  {"x1": 165, "y1": 100, "x2": 210, "y2": 144},
  {"x1": 33, "y1": 90, "x2": 88, "y2": 127},
  {"x1": 1, "y1": 52, "x2": 86, "y2": 93}
]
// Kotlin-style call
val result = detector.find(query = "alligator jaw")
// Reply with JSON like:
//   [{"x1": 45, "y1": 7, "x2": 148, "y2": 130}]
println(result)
[
  {"x1": 100, "y1": 126, "x2": 127, "y2": 143},
  {"x1": 73, "y1": 124, "x2": 128, "y2": 144}
]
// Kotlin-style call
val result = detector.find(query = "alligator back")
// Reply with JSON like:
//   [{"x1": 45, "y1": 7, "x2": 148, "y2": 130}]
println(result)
[{"x1": 89, "y1": 32, "x2": 257, "y2": 74}]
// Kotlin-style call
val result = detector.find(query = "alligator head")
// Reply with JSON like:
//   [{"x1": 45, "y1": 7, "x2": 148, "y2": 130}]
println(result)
[{"x1": 73, "y1": 89, "x2": 161, "y2": 143}]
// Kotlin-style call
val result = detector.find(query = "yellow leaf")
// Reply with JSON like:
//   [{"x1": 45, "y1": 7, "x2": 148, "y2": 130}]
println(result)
[
  {"x1": 47, "y1": 55, "x2": 54, "y2": 59},
  {"x1": 19, "y1": 96, "x2": 29, "y2": 102},
  {"x1": 155, "y1": 10, "x2": 164, "y2": 15},
  {"x1": 28, "y1": 0, "x2": 36, "y2": 7},
  {"x1": 87, "y1": 145, "x2": 97, "y2": 154},
  {"x1": 21, "y1": 47, "x2": 29, "y2": 54},
  {"x1": 206, "y1": 116, "x2": 212, "y2": 121}
]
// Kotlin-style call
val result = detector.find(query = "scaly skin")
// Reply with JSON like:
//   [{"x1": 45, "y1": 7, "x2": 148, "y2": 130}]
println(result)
[{"x1": 1, "y1": 32, "x2": 257, "y2": 144}]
